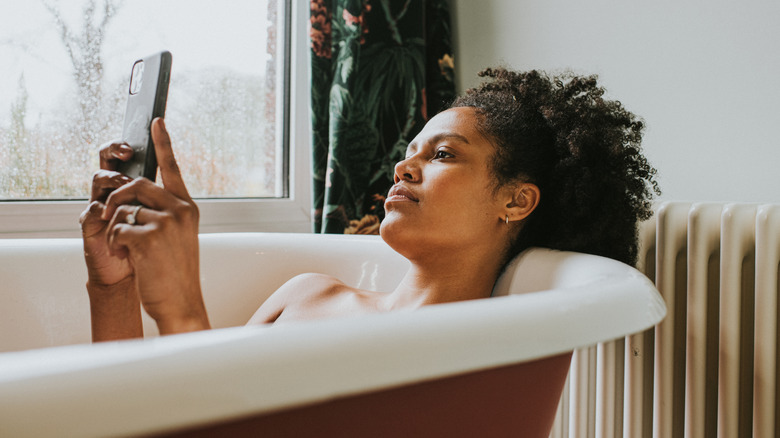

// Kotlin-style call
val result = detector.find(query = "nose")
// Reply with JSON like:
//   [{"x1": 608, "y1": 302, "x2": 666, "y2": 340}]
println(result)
[{"x1": 393, "y1": 156, "x2": 419, "y2": 183}]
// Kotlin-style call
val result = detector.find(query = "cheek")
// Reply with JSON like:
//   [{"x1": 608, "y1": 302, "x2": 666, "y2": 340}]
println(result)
[
  {"x1": 434, "y1": 191, "x2": 498, "y2": 229},
  {"x1": 428, "y1": 172, "x2": 494, "y2": 209}
]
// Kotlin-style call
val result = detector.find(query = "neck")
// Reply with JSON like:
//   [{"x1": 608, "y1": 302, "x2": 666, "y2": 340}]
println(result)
[{"x1": 382, "y1": 245, "x2": 506, "y2": 310}]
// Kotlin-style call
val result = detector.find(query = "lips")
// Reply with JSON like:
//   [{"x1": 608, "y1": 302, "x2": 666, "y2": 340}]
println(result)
[{"x1": 386, "y1": 184, "x2": 419, "y2": 202}]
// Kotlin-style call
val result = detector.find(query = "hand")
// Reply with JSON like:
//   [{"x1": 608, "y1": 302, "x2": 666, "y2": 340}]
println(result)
[
  {"x1": 80, "y1": 140, "x2": 136, "y2": 289},
  {"x1": 80, "y1": 137, "x2": 141, "y2": 341},
  {"x1": 101, "y1": 118, "x2": 210, "y2": 334}
]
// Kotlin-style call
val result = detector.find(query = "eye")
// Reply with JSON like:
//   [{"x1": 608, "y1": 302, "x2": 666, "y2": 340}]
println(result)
[{"x1": 434, "y1": 149, "x2": 454, "y2": 160}]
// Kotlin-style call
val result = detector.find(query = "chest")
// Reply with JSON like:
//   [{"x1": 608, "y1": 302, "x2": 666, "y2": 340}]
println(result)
[{"x1": 275, "y1": 288, "x2": 384, "y2": 323}]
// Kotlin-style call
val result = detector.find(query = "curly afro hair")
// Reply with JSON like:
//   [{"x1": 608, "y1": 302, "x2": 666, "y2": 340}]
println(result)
[{"x1": 452, "y1": 68, "x2": 660, "y2": 266}]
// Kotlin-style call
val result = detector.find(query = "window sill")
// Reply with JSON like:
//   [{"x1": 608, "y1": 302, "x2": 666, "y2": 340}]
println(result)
[{"x1": 0, "y1": 198, "x2": 311, "y2": 238}]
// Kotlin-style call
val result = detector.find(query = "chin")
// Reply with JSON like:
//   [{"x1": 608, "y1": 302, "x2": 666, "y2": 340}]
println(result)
[
  {"x1": 378, "y1": 215, "x2": 394, "y2": 243},
  {"x1": 378, "y1": 214, "x2": 410, "y2": 254}
]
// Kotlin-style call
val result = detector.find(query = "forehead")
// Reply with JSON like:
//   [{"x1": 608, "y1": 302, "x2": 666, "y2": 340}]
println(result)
[{"x1": 416, "y1": 107, "x2": 483, "y2": 141}]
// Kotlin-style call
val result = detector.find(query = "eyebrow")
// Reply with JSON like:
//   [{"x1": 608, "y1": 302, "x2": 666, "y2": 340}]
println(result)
[{"x1": 407, "y1": 132, "x2": 471, "y2": 153}]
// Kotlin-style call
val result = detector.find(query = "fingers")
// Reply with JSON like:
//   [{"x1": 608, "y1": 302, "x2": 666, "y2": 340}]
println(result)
[
  {"x1": 80, "y1": 201, "x2": 108, "y2": 238},
  {"x1": 151, "y1": 118, "x2": 191, "y2": 201},
  {"x1": 99, "y1": 141, "x2": 134, "y2": 170},
  {"x1": 106, "y1": 222, "x2": 141, "y2": 259},
  {"x1": 101, "y1": 177, "x2": 179, "y2": 221},
  {"x1": 107, "y1": 204, "x2": 162, "y2": 229},
  {"x1": 105, "y1": 205, "x2": 165, "y2": 257},
  {"x1": 91, "y1": 170, "x2": 133, "y2": 202},
  {"x1": 94, "y1": 119, "x2": 191, "y2": 209},
  {"x1": 100, "y1": 177, "x2": 199, "y2": 234}
]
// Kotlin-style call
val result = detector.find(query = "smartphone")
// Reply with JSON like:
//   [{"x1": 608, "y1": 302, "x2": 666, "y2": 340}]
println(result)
[{"x1": 117, "y1": 51, "x2": 172, "y2": 181}]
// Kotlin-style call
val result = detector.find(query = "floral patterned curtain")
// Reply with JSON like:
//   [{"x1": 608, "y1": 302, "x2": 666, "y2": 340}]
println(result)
[{"x1": 309, "y1": 0, "x2": 455, "y2": 234}]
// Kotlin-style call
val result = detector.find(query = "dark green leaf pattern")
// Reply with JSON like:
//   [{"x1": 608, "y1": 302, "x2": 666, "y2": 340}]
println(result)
[{"x1": 309, "y1": 0, "x2": 456, "y2": 234}]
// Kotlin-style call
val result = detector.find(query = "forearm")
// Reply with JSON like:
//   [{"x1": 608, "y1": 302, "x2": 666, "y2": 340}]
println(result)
[
  {"x1": 154, "y1": 308, "x2": 211, "y2": 335},
  {"x1": 147, "y1": 288, "x2": 211, "y2": 336},
  {"x1": 87, "y1": 276, "x2": 143, "y2": 342}
]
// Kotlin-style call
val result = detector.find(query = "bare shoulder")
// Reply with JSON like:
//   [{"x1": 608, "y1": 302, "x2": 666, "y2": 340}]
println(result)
[
  {"x1": 282, "y1": 272, "x2": 346, "y2": 291},
  {"x1": 274, "y1": 273, "x2": 349, "y2": 304},
  {"x1": 246, "y1": 273, "x2": 352, "y2": 325}
]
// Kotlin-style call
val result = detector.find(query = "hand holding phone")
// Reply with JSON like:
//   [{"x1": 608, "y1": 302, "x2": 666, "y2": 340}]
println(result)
[{"x1": 117, "y1": 51, "x2": 172, "y2": 181}]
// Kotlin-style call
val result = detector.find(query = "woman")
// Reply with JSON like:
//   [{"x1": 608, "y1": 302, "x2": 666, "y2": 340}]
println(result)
[{"x1": 80, "y1": 68, "x2": 659, "y2": 341}]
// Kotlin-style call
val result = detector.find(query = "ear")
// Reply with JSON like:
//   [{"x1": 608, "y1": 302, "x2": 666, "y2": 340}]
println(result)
[{"x1": 502, "y1": 183, "x2": 540, "y2": 223}]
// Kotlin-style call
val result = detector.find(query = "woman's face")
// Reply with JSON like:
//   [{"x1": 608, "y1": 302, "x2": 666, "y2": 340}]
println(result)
[{"x1": 380, "y1": 107, "x2": 511, "y2": 257}]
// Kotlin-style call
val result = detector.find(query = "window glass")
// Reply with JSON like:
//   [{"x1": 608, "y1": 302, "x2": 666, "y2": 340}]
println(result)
[{"x1": 0, "y1": 0, "x2": 286, "y2": 200}]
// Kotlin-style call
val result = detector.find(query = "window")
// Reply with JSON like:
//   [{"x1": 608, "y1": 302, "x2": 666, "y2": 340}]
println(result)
[{"x1": 0, "y1": 0, "x2": 311, "y2": 236}]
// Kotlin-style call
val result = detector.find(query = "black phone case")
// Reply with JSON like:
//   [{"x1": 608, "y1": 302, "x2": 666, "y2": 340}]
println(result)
[{"x1": 117, "y1": 51, "x2": 172, "y2": 181}]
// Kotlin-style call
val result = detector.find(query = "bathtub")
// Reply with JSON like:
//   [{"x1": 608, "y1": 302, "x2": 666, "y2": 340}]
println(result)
[{"x1": 0, "y1": 233, "x2": 665, "y2": 437}]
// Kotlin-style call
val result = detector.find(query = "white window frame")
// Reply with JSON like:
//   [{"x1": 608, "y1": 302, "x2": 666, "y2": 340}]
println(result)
[{"x1": 0, "y1": 1, "x2": 311, "y2": 238}]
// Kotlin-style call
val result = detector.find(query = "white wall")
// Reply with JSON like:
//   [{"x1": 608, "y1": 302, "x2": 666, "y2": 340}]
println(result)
[{"x1": 450, "y1": 0, "x2": 780, "y2": 203}]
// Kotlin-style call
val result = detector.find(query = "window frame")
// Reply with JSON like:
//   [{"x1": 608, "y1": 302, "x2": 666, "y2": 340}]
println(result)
[{"x1": 0, "y1": 0, "x2": 311, "y2": 238}]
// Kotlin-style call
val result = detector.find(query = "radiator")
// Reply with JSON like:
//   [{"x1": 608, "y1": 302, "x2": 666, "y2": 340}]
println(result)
[{"x1": 548, "y1": 202, "x2": 780, "y2": 438}]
